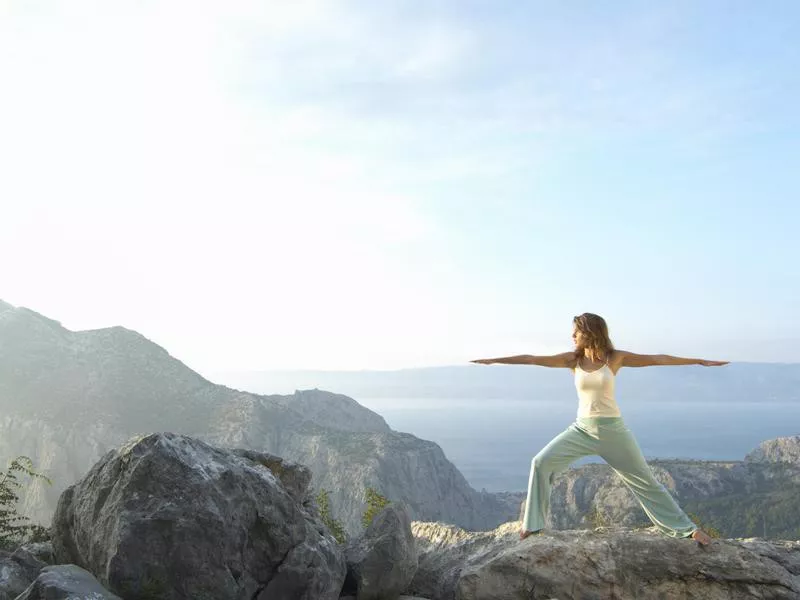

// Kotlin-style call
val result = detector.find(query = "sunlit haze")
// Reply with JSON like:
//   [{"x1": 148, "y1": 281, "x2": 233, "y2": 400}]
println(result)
[{"x1": 2, "y1": 1, "x2": 798, "y2": 372}]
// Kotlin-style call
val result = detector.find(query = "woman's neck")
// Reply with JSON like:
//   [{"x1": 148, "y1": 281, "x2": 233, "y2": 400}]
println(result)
[{"x1": 580, "y1": 349, "x2": 607, "y2": 363}]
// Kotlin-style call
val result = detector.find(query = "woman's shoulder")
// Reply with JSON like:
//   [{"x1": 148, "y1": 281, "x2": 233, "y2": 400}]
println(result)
[{"x1": 607, "y1": 349, "x2": 628, "y2": 372}]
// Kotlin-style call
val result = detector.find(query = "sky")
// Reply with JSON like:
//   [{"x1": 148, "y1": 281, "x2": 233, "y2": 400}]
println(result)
[{"x1": 1, "y1": 1, "x2": 799, "y2": 372}]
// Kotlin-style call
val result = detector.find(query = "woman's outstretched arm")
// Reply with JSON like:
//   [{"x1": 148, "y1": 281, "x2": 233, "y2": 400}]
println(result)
[
  {"x1": 471, "y1": 352, "x2": 576, "y2": 368},
  {"x1": 616, "y1": 350, "x2": 729, "y2": 368}
]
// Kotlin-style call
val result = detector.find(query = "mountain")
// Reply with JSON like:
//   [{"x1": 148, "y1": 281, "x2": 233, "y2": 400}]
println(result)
[
  {"x1": 0, "y1": 300, "x2": 508, "y2": 537},
  {"x1": 2, "y1": 299, "x2": 800, "y2": 543},
  {"x1": 208, "y1": 360, "x2": 800, "y2": 403}
]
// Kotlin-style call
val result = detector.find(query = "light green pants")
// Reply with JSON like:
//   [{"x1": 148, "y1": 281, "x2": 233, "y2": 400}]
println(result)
[{"x1": 522, "y1": 416, "x2": 697, "y2": 538}]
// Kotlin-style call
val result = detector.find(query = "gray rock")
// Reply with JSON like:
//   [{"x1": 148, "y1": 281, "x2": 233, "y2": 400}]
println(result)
[
  {"x1": 509, "y1": 457, "x2": 767, "y2": 534},
  {"x1": 0, "y1": 547, "x2": 46, "y2": 600},
  {"x1": 269, "y1": 388, "x2": 392, "y2": 433},
  {"x1": 345, "y1": 504, "x2": 418, "y2": 600},
  {"x1": 746, "y1": 436, "x2": 800, "y2": 464},
  {"x1": 15, "y1": 564, "x2": 121, "y2": 599},
  {"x1": 340, "y1": 597, "x2": 431, "y2": 600},
  {"x1": 16, "y1": 542, "x2": 55, "y2": 566},
  {"x1": 229, "y1": 448, "x2": 312, "y2": 504},
  {"x1": 51, "y1": 432, "x2": 346, "y2": 600},
  {"x1": 409, "y1": 520, "x2": 800, "y2": 600}
]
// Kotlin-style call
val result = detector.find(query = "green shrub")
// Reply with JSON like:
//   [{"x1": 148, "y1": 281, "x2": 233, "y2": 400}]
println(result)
[
  {"x1": 315, "y1": 489, "x2": 346, "y2": 544},
  {"x1": 586, "y1": 505, "x2": 609, "y2": 529},
  {"x1": 361, "y1": 487, "x2": 390, "y2": 529},
  {"x1": 0, "y1": 456, "x2": 52, "y2": 549}
]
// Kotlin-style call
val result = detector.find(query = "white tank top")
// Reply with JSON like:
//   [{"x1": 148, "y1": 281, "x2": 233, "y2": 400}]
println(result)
[{"x1": 574, "y1": 358, "x2": 622, "y2": 418}]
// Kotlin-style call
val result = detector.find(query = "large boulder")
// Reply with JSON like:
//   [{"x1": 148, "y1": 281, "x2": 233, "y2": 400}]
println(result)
[
  {"x1": 340, "y1": 597, "x2": 431, "y2": 600},
  {"x1": 16, "y1": 542, "x2": 56, "y2": 566},
  {"x1": 0, "y1": 547, "x2": 46, "y2": 600},
  {"x1": 344, "y1": 504, "x2": 418, "y2": 600},
  {"x1": 15, "y1": 564, "x2": 121, "y2": 599},
  {"x1": 408, "y1": 521, "x2": 800, "y2": 600},
  {"x1": 51, "y1": 432, "x2": 346, "y2": 600}
]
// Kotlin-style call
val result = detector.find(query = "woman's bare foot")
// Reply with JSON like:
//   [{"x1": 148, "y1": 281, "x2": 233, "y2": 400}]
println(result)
[
  {"x1": 691, "y1": 529, "x2": 712, "y2": 546},
  {"x1": 520, "y1": 529, "x2": 541, "y2": 540}
]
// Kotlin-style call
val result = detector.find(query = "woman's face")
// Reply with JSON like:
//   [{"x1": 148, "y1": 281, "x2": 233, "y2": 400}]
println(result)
[{"x1": 572, "y1": 326, "x2": 586, "y2": 349}]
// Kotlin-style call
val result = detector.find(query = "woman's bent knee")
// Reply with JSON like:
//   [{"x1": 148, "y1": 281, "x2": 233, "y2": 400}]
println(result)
[{"x1": 532, "y1": 453, "x2": 549, "y2": 469}]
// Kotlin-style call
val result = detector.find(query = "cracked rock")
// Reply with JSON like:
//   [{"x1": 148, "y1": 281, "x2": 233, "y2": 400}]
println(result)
[{"x1": 51, "y1": 432, "x2": 346, "y2": 599}]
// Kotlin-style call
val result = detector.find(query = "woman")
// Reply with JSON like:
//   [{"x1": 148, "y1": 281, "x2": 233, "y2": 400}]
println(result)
[{"x1": 471, "y1": 313, "x2": 728, "y2": 546}]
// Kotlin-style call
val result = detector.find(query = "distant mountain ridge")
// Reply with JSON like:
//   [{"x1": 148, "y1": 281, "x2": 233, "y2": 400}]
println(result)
[
  {"x1": 0, "y1": 299, "x2": 509, "y2": 536},
  {"x1": 209, "y1": 359, "x2": 800, "y2": 403}
]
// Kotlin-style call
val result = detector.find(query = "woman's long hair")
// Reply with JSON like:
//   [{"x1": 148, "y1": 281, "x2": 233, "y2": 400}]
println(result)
[{"x1": 573, "y1": 313, "x2": 615, "y2": 363}]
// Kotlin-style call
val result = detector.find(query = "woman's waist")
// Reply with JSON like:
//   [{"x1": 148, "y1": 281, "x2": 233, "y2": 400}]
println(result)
[
  {"x1": 577, "y1": 395, "x2": 621, "y2": 412},
  {"x1": 576, "y1": 415, "x2": 624, "y2": 424},
  {"x1": 574, "y1": 415, "x2": 628, "y2": 434}
]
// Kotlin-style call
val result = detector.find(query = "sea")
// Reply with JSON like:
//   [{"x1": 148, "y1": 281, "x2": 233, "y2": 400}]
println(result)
[{"x1": 355, "y1": 396, "x2": 800, "y2": 493}]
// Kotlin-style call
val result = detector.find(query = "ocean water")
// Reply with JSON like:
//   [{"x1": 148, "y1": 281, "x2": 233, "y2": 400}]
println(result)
[{"x1": 356, "y1": 397, "x2": 800, "y2": 493}]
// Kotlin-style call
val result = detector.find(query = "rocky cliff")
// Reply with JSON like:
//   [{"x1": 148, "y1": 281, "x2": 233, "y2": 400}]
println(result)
[
  {"x1": 409, "y1": 521, "x2": 800, "y2": 599},
  {"x1": 490, "y1": 436, "x2": 800, "y2": 540},
  {"x1": 4, "y1": 432, "x2": 798, "y2": 600}
]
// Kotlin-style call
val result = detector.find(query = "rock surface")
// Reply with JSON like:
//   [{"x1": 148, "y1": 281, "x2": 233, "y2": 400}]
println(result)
[
  {"x1": 498, "y1": 451, "x2": 800, "y2": 539},
  {"x1": 408, "y1": 520, "x2": 800, "y2": 600},
  {"x1": 344, "y1": 504, "x2": 418, "y2": 600},
  {"x1": 0, "y1": 547, "x2": 46, "y2": 600},
  {"x1": 51, "y1": 432, "x2": 346, "y2": 600},
  {"x1": 16, "y1": 543, "x2": 55, "y2": 566},
  {"x1": 267, "y1": 388, "x2": 392, "y2": 433},
  {"x1": 15, "y1": 564, "x2": 121, "y2": 600},
  {"x1": 746, "y1": 436, "x2": 800, "y2": 465},
  {"x1": 340, "y1": 597, "x2": 431, "y2": 600}
]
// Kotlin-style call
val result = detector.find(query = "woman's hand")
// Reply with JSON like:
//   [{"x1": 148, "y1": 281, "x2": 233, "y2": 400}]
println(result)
[
  {"x1": 698, "y1": 360, "x2": 729, "y2": 367},
  {"x1": 470, "y1": 359, "x2": 494, "y2": 365}
]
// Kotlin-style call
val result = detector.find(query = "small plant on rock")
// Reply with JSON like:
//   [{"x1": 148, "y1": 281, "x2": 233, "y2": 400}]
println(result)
[
  {"x1": 586, "y1": 505, "x2": 609, "y2": 529},
  {"x1": 315, "y1": 489, "x2": 347, "y2": 544},
  {"x1": 361, "y1": 487, "x2": 390, "y2": 529}
]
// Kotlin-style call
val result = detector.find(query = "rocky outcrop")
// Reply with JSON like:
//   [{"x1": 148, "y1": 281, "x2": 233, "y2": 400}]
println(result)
[
  {"x1": 9, "y1": 435, "x2": 436, "y2": 599},
  {"x1": 545, "y1": 459, "x2": 752, "y2": 530},
  {"x1": 493, "y1": 453, "x2": 800, "y2": 540},
  {"x1": 344, "y1": 504, "x2": 418, "y2": 600},
  {"x1": 229, "y1": 448, "x2": 312, "y2": 504},
  {"x1": 277, "y1": 429, "x2": 510, "y2": 537},
  {"x1": 266, "y1": 388, "x2": 391, "y2": 433},
  {"x1": 408, "y1": 521, "x2": 800, "y2": 600},
  {"x1": 51, "y1": 432, "x2": 346, "y2": 600},
  {"x1": 16, "y1": 543, "x2": 55, "y2": 566},
  {"x1": 341, "y1": 597, "x2": 431, "y2": 600},
  {"x1": 15, "y1": 565, "x2": 121, "y2": 600},
  {"x1": 746, "y1": 436, "x2": 800, "y2": 465},
  {"x1": 0, "y1": 547, "x2": 46, "y2": 600},
  {"x1": 6, "y1": 436, "x2": 800, "y2": 600}
]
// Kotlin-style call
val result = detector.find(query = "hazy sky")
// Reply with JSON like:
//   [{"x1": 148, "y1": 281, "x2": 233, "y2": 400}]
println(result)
[{"x1": 2, "y1": 1, "x2": 798, "y2": 371}]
